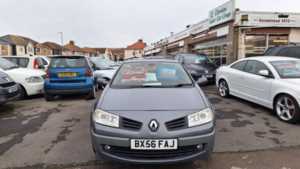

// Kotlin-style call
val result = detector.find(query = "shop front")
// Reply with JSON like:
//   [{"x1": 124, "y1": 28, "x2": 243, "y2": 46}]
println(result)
[{"x1": 235, "y1": 11, "x2": 300, "y2": 59}]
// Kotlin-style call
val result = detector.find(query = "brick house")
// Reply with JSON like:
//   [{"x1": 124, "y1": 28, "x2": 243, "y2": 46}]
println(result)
[
  {"x1": 36, "y1": 42, "x2": 62, "y2": 56},
  {"x1": 0, "y1": 35, "x2": 37, "y2": 56},
  {"x1": 124, "y1": 39, "x2": 146, "y2": 59},
  {"x1": 105, "y1": 48, "x2": 125, "y2": 61},
  {"x1": 63, "y1": 40, "x2": 85, "y2": 56}
]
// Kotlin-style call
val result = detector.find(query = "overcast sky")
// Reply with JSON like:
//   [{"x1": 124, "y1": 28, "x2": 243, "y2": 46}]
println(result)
[{"x1": 0, "y1": 0, "x2": 299, "y2": 47}]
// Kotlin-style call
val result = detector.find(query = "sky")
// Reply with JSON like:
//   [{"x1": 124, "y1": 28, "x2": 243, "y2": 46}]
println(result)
[{"x1": 0, "y1": 0, "x2": 299, "y2": 48}]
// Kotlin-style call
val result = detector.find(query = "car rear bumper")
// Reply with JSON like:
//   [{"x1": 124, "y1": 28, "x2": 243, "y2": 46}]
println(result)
[
  {"x1": 44, "y1": 79, "x2": 93, "y2": 95},
  {"x1": 91, "y1": 129, "x2": 215, "y2": 164},
  {"x1": 46, "y1": 88, "x2": 91, "y2": 95}
]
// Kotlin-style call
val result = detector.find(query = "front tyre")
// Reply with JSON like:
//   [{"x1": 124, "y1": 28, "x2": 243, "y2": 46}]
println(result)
[
  {"x1": 274, "y1": 95, "x2": 300, "y2": 124},
  {"x1": 87, "y1": 86, "x2": 96, "y2": 100},
  {"x1": 44, "y1": 93, "x2": 55, "y2": 101},
  {"x1": 218, "y1": 80, "x2": 230, "y2": 98}
]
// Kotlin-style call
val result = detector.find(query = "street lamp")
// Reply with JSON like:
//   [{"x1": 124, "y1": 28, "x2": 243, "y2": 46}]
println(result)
[{"x1": 58, "y1": 32, "x2": 64, "y2": 55}]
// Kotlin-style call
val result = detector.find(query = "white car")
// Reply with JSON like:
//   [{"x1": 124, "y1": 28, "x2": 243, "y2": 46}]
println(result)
[
  {"x1": 216, "y1": 56, "x2": 300, "y2": 123},
  {"x1": 2, "y1": 55, "x2": 49, "y2": 71},
  {"x1": 90, "y1": 58, "x2": 118, "y2": 88},
  {"x1": 0, "y1": 58, "x2": 45, "y2": 98}
]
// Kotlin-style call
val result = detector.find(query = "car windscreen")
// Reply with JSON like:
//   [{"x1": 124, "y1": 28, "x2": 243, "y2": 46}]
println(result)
[
  {"x1": 111, "y1": 62, "x2": 193, "y2": 88},
  {"x1": 91, "y1": 58, "x2": 115, "y2": 68},
  {"x1": 4, "y1": 57, "x2": 29, "y2": 68},
  {"x1": 271, "y1": 60, "x2": 300, "y2": 78},
  {"x1": 183, "y1": 54, "x2": 211, "y2": 64},
  {"x1": 50, "y1": 57, "x2": 87, "y2": 68},
  {"x1": 0, "y1": 58, "x2": 19, "y2": 70}
]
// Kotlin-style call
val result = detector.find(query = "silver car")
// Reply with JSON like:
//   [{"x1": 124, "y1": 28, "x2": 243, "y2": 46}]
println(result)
[{"x1": 90, "y1": 59, "x2": 215, "y2": 164}]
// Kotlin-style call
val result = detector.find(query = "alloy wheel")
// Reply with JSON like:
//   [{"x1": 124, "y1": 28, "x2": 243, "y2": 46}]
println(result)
[{"x1": 276, "y1": 96, "x2": 296, "y2": 121}]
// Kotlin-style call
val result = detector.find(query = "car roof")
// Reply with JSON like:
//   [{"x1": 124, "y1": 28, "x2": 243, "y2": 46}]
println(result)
[
  {"x1": 241, "y1": 56, "x2": 299, "y2": 62},
  {"x1": 124, "y1": 58, "x2": 178, "y2": 64},
  {"x1": 51, "y1": 55, "x2": 86, "y2": 58}
]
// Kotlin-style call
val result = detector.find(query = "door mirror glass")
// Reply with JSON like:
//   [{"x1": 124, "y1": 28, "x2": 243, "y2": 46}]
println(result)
[{"x1": 258, "y1": 70, "x2": 270, "y2": 77}]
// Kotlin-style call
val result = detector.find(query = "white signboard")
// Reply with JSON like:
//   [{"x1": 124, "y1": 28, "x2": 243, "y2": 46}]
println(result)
[
  {"x1": 190, "y1": 19, "x2": 209, "y2": 35},
  {"x1": 168, "y1": 30, "x2": 190, "y2": 43},
  {"x1": 209, "y1": 0, "x2": 235, "y2": 27},
  {"x1": 236, "y1": 12, "x2": 300, "y2": 27}
]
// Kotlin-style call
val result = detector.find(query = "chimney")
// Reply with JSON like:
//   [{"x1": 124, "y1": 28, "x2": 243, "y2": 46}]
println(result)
[{"x1": 69, "y1": 40, "x2": 75, "y2": 46}]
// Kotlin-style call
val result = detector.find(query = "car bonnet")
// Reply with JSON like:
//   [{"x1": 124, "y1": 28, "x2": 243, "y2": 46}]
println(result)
[{"x1": 98, "y1": 87, "x2": 208, "y2": 111}]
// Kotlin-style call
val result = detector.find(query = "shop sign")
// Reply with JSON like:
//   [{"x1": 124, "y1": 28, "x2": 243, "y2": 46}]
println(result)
[
  {"x1": 190, "y1": 19, "x2": 209, "y2": 35},
  {"x1": 168, "y1": 30, "x2": 190, "y2": 43},
  {"x1": 237, "y1": 12, "x2": 300, "y2": 27},
  {"x1": 209, "y1": 0, "x2": 235, "y2": 27}
]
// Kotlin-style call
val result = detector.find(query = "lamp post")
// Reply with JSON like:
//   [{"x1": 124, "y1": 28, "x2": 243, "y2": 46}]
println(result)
[{"x1": 58, "y1": 32, "x2": 64, "y2": 55}]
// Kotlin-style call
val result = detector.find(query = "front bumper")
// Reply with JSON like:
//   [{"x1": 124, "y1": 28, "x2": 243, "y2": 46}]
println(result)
[
  {"x1": 91, "y1": 128, "x2": 215, "y2": 164},
  {"x1": 192, "y1": 74, "x2": 215, "y2": 84},
  {"x1": 0, "y1": 84, "x2": 20, "y2": 104}
]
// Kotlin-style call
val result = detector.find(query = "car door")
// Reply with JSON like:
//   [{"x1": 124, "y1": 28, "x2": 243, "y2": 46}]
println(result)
[
  {"x1": 227, "y1": 60, "x2": 248, "y2": 96},
  {"x1": 242, "y1": 60, "x2": 273, "y2": 106}
]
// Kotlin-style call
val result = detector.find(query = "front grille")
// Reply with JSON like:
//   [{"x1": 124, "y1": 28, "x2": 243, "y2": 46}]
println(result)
[
  {"x1": 165, "y1": 117, "x2": 188, "y2": 131},
  {"x1": 0, "y1": 82, "x2": 16, "y2": 88},
  {"x1": 104, "y1": 145, "x2": 201, "y2": 160},
  {"x1": 120, "y1": 117, "x2": 142, "y2": 131}
]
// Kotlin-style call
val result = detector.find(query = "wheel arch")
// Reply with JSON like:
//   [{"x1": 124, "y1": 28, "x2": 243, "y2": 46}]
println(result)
[{"x1": 273, "y1": 92, "x2": 298, "y2": 109}]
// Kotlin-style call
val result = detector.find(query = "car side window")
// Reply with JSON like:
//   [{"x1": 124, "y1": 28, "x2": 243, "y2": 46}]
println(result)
[
  {"x1": 244, "y1": 60, "x2": 271, "y2": 75},
  {"x1": 278, "y1": 47, "x2": 300, "y2": 59},
  {"x1": 231, "y1": 61, "x2": 247, "y2": 71}
]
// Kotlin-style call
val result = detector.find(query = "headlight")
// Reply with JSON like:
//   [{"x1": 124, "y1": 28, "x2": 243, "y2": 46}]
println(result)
[
  {"x1": 188, "y1": 108, "x2": 213, "y2": 127},
  {"x1": 93, "y1": 109, "x2": 119, "y2": 128},
  {"x1": 25, "y1": 76, "x2": 43, "y2": 83}
]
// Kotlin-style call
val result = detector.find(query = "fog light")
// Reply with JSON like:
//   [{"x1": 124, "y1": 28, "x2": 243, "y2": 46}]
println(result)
[
  {"x1": 104, "y1": 145, "x2": 111, "y2": 150},
  {"x1": 196, "y1": 144, "x2": 203, "y2": 150}
]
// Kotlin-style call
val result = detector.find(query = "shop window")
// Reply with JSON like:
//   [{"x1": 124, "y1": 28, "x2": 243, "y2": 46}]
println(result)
[
  {"x1": 269, "y1": 35, "x2": 288, "y2": 47},
  {"x1": 245, "y1": 35, "x2": 267, "y2": 57}
]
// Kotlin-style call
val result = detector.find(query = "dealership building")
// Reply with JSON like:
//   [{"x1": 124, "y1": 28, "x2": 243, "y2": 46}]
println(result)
[{"x1": 144, "y1": 0, "x2": 300, "y2": 64}]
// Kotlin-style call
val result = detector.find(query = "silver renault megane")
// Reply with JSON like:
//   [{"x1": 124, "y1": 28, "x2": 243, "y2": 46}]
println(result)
[{"x1": 90, "y1": 59, "x2": 215, "y2": 164}]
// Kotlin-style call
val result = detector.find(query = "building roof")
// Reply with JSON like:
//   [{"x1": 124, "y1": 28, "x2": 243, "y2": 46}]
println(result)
[
  {"x1": 42, "y1": 42, "x2": 62, "y2": 50},
  {"x1": 0, "y1": 34, "x2": 38, "y2": 46},
  {"x1": 126, "y1": 39, "x2": 146, "y2": 50},
  {"x1": 81, "y1": 47, "x2": 99, "y2": 54}
]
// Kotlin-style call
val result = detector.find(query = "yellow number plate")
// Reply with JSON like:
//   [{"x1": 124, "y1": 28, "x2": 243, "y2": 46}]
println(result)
[{"x1": 58, "y1": 72, "x2": 77, "y2": 78}]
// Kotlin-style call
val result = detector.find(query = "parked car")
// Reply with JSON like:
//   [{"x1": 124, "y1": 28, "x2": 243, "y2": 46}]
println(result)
[
  {"x1": 0, "y1": 71, "x2": 20, "y2": 105},
  {"x1": 2, "y1": 55, "x2": 50, "y2": 71},
  {"x1": 0, "y1": 58, "x2": 45, "y2": 98},
  {"x1": 90, "y1": 57, "x2": 118, "y2": 89},
  {"x1": 44, "y1": 55, "x2": 96, "y2": 101},
  {"x1": 264, "y1": 45, "x2": 300, "y2": 59},
  {"x1": 216, "y1": 56, "x2": 300, "y2": 123},
  {"x1": 175, "y1": 53, "x2": 217, "y2": 84},
  {"x1": 91, "y1": 59, "x2": 215, "y2": 164}
]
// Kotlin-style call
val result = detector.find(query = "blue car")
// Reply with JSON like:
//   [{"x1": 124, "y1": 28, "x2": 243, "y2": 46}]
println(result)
[{"x1": 44, "y1": 56, "x2": 96, "y2": 101}]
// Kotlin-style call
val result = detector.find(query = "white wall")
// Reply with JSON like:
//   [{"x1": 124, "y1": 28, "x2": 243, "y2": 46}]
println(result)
[
  {"x1": 124, "y1": 49, "x2": 144, "y2": 59},
  {"x1": 16, "y1": 45, "x2": 26, "y2": 56},
  {"x1": 289, "y1": 28, "x2": 300, "y2": 44}
]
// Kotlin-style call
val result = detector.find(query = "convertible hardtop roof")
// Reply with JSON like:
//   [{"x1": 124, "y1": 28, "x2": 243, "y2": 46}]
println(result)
[
  {"x1": 124, "y1": 58, "x2": 178, "y2": 64},
  {"x1": 51, "y1": 55, "x2": 86, "y2": 58}
]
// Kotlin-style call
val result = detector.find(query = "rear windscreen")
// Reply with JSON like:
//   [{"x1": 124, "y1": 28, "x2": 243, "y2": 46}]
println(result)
[
  {"x1": 4, "y1": 57, "x2": 29, "y2": 68},
  {"x1": 50, "y1": 57, "x2": 87, "y2": 68}
]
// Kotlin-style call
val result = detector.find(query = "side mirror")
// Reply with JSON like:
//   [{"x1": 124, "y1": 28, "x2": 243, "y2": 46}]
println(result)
[{"x1": 258, "y1": 70, "x2": 271, "y2": 78}]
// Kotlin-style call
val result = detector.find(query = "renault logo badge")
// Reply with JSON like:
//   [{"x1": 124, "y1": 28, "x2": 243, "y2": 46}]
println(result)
[{"x1": 149, "y1": 119, "x2": 159, "y2": 132}]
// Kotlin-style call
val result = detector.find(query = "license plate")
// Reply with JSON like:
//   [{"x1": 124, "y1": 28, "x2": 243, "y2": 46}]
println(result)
[
  {"x1": 58, "y1": 72, "x2": 77, "y2": 78},
  {"x1": 131, "y1": 139, "x2": 178, "y2": 150},
  {"x1": 206, "y1": 75, "x2": 213, "y2": 78},
  {"x1": 8, "y1": 86, "x2": 18, "y2": 93}
]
